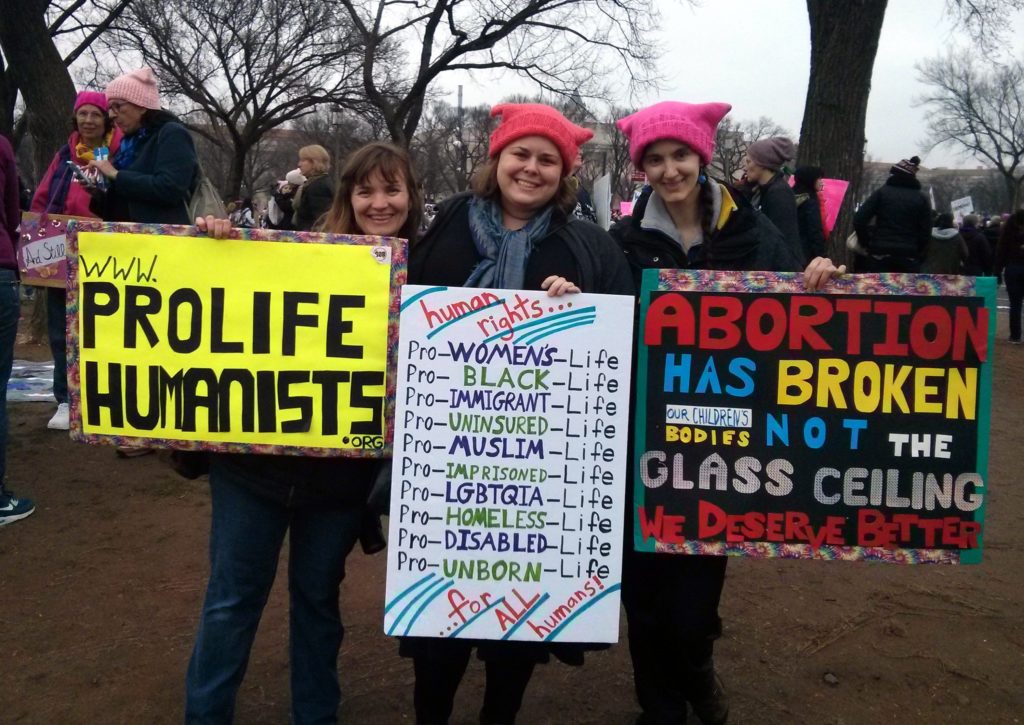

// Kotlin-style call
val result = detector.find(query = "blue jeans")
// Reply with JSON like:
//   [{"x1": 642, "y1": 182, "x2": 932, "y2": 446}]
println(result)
[
  {"x1": 0, "y1": 269, "x2": 19, "y2": 492},
  {"x1": 46, "y1": 286, "x2": 67, "y2": 404},
  {"x1": 185, "y1": 460, "x2": 362, "y2": 724}
]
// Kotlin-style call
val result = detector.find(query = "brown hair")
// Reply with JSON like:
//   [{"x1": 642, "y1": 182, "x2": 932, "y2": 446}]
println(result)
[
  {"x1": 471, "y1": 157, "x2": 578, "y2": 216},
  {"x1": 318, "y1": 142, "x2": 422, "y2": 242},
  {"x1": 299, "y1": 144, "x2": 331, "y2": 175}
]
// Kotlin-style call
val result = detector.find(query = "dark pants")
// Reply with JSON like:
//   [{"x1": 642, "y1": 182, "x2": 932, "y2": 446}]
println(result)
[
  {"x1": 0, "y1": 269, "x2": 18, "y2": 490},
  {"x1": 412, "y1": 640, "x2": 537, "y2": 725},
  {"x1": 46, "y1": 286, "x2": 67, "y2": 404},
  {"x1": 1005, "y1": 264, "x2": 1024, "y2": 342},
  {"x1": 621, "y1": 549, "x2": 727, "y2": 724}
]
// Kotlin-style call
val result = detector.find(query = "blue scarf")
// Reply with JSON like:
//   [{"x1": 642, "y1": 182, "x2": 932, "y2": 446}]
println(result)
[
  {"x1": 112, "y1": 127, "x2": 148, "y2": 170},
  {"x1": 465, "y1": 197, "x2": 553, "y2": 289}
]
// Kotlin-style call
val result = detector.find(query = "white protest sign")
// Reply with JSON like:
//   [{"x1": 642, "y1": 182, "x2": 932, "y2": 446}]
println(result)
[
  {"x1": 950, "y1": 196, "x2": 974, "y2": 223},
  {"x1": 385, "y1": 285, "x2": 634, "y2": 643},
  {"x1": 593, "y1": 173, "x2": 612, "y2": 230}
]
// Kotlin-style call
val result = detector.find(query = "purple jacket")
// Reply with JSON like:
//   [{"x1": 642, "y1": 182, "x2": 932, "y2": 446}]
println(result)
[{"x1": 0, "y1": 135, "x2": 20, "y2": 271}]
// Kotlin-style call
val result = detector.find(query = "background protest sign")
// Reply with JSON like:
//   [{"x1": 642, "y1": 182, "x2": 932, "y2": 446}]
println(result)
[
  {"x1": 385, "y1": 285, "x2": 633, "y2": 642},
  {"x1": 635, "y1": 270, "x2": 995, "y2": 564},
  {"x1": 17, "y1": 212, "x2": 88, "y2": 288},
  {"x1": 65, "y1": 221, "x2": 406, "y2": 457}
]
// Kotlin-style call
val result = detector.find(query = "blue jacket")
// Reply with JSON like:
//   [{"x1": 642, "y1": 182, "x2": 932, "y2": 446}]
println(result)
[{"x1": 93, "y1": 112, "x2": 197, "y2": 225}]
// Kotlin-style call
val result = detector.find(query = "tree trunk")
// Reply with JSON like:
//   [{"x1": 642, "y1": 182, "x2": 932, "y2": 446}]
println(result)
[
  {"x1": 798, "y1": 0, "x2": 888, "y2": 266},
  {"x1": 0, "y1": 0, "x2": 77, "y2": 172},
  {"x1": 227, "y1": 143, "x2": 247, "y2": 201}
]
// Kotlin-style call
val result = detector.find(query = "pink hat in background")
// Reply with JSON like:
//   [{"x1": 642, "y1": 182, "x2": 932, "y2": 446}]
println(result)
[
  {"x1": 74, "y1": 91, "x2": 108, "y2": 114},
  {"x1": 617, "y1": 101, "x2": 732, "y2": 167},
  {"x1": 105, "y1": 67, "x2": 162, "y2": 110},
  {"x1": 488, "y1": 103, "x2": 594, "y2": 175}
]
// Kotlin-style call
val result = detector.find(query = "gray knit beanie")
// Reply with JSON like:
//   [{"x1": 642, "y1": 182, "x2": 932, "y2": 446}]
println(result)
[{"x1": 746, "y1": 136, "x2": 796, "y2": 171}]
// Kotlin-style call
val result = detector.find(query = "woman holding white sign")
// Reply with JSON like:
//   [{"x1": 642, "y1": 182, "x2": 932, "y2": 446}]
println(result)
[
  {"x1": 402, "y1": 103, "x2": 634, "y2": 725},
  {"x1": 186, "y1": 143, "x2": 421, "y2": 724},
  {"x1": 611, "y1": 102, "x2": 841, "y2": 725}
]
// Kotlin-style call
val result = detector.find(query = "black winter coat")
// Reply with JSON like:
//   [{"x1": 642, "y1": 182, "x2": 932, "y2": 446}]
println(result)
[
  {"x1": 751, "y1": 173, "x2": 802, "y2": 263},
  {"x1": 610, "y1": 183, "x2": 801, "y2": 294},
  {"x1": 961, "y1": 225, "x2": 993, "y2": 276},
  {"x1": 293, "y1": 174, "x2": 334, "y2": 231},
  {"x1": 92, "y1": 112, "x2": 197, "y2": 225},
  {"x1": 409, "y1": 192, "x2": 634, "y2": 296},
  {"x1": 853, "y1": 175, "x2": 932, "y2": 260},
  {"x1": 795, "y1": 192, "x2": 826, "y2": 263}
]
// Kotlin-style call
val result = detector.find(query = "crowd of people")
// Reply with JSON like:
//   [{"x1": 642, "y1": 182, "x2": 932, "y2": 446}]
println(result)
[{"x1": 0, "y1": 64, "x2": 1020, "y2": 725}]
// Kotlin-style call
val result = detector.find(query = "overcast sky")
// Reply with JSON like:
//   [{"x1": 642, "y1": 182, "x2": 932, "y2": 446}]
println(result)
[{"x1": 446, "y1": 0, "x2": 1024, "y2": 170}]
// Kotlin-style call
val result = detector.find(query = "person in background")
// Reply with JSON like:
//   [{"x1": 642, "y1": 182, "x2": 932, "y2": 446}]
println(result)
[
  {"x1": 740, "y1": 136, "x2": 801, "y2": 261},
  {"x1": 292, "y1": 145, "x2": 333, "y2": 231},
  {"x1": 611, "y1": 100, "x2": 839, "y2": 725},
  {"x1": 267, "y1": 168, "x2": 305, "y2": 230},
  {"x1": 0, "y1": 133, "x2": 33, "y2": 526},
  {"x1": 995, "y1": 209, "x2": 1024, "y2": 344},
  {"x1": 959, "y1": 213, "x2": 993, "y2": 276},
  {"x1": 88, "y1": 67, "x2": 197, "y2": 226},
  {"x1": 569, "y1": 149, "x2": 598, "y2": 222},
  {"x1": 30, "y1": 90, "x2": 122, "y2": 431},
  {"x1": 792, "y1": 165, "x2": 826, "y2": 264},
  {"x1": 404, "y1": 102, "x2": 633, "y2": 725},
  {"x1": 922, "y1": 212, "x2": 968, "y2": 274},
  {"x1": 853, "y1": 156, "x2": 931, "y2": 272},
  {"x1": 186, "y1": 142, "x2": 421, "y2": 724}
]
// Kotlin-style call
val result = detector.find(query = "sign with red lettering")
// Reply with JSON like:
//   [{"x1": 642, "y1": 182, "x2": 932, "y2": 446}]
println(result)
[
  {"x1": 385, "y1": 285, "x2": 634, "y2": 641},
  {"x1": 634, "y1": 270, "x2": 995, "y2": 564}
]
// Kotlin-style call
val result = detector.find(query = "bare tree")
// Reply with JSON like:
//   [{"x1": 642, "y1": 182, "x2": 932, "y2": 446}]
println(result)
[
  {"x1": 712, "y1": 116, "x2": 791, "y2": 182},
  {"x1": 0, "y1": 0, "x2": 129, "y2": 174},
  {"x1": 104, "y1": 0, "x2": 370, "y2": 197},
  {"x1": 798, "y1": 0, "x2": 1023, "y2": 261},
  {"x1": 917, "y1": 51, "x2": 1024, "y2": 209},
  {"x1": 410, "y1": 100, "x2": 492, "y2": 199},
  {"x1": 338, "y1": 0, "x2": 662, "y2": 147}
]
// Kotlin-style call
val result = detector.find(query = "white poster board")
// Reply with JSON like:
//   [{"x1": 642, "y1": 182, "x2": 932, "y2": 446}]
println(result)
[
  {"x1": 950, "y1": 196, "x2": 974, "y2": 223},
  {"x1": 385, "y1": 285, "x2": 634, "y2": 643},
  {"x1": 593, "y1": 173, "x2": 612, "y2": 230}
]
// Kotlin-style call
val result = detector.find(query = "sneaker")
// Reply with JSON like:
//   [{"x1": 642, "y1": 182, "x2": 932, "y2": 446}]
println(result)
[
  {"x1": 1010, "y1": 338, "x2": 1022, "y2": 345},
  {"x1": 47, "y1": 402, "x2": 70, "y2": 430},
  {"x1": 0, "y1": 493, "x2": 36, "y2": 526},
  {"x1": 689, "y1": 671, "x2": 729, "y2": 725}
]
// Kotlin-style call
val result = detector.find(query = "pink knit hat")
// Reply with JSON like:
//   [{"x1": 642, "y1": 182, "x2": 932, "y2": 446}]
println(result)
[
  {"x1": 74, "y1": 91, "x2": 108, "y2": 114},
  {"x1": 617, "y1": 101, "x2": 732, "y2": 167},
  {"x1": 489, "y1": 103, "x2": 594, "y2": 175},
  {"x1": 105, "y1": 67, "x2": 162, "y2": 110}
]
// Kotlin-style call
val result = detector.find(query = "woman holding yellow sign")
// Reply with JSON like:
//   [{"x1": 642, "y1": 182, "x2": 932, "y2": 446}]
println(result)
[{"x1": 185, "y1": 143, "x2": 421, "y2": 724}]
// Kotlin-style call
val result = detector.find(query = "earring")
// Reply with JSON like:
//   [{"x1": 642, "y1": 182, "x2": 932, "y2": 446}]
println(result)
[{"x1": 698, "y1": 173, "x2": 707, "y2": 184}]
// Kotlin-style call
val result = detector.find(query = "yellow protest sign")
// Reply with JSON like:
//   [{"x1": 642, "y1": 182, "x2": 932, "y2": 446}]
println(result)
[{"x1": 66, "y1": 222, "x2": 405, "y2": 457}]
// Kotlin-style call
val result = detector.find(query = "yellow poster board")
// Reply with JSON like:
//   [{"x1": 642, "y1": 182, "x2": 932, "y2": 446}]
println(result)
[{"x1": 66, "y1": 221, "x2": 406, "y2": 457}]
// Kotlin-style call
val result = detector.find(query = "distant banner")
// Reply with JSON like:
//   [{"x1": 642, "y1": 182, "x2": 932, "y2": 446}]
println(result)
[
  {"x1": 17, "y1": 212, "x2": 88, "y2": 287},
  {"x1": 634, "y1": 270, "x2": 994, "y2": 564},
  {"x1": 385, "y1": 285, "x2": 634, "y2": 642},
  {"x1": 66, "y1": 221, "x2": 406, "y2": 457}
]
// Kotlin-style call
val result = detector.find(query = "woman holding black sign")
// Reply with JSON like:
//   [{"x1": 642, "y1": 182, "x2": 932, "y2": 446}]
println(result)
[
  {"x1": 610, "y1": 100, "x2": 840, "y2": 725},
  {"x1": 187, "y1": 143, "x2": 420, "y2": 724},
  {"x1": 402, "y1": 102, "x2": 634, "y2": 725}
]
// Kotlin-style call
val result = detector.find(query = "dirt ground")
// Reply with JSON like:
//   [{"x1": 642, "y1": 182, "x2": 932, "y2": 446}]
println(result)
[{"x1": 1, "y1": 306, "x2": 1022, "y2": 725}]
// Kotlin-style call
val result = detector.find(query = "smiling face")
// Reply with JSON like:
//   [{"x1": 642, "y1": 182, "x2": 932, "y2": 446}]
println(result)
[
  {"x1": 642, "y1": 139, "x2": 702, "y2": 210},
  {"x1": 75, "y1": 104, "x2": 107, "y2": 146},
  {"x1": 108, "y1": 99, "x2": 145, "y2": 135},
  {"x1": 351, "y1": 170, "x2": 411, "y2": 237},
  {"x1": 495, "y1": 136, "x2": 563, "y2": 221}
]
